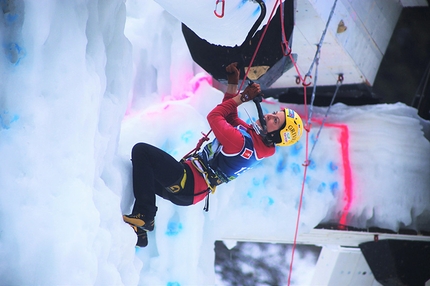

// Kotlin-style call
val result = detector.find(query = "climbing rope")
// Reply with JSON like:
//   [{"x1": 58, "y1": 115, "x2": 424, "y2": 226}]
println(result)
[
  {"x1": 286, "y1": 1, "x2": 339, "y2": 285},
  {"x1": 306, "y1": 0, "x2": 339, "y2": 124},
  {"x1": 308, "y1": 75, "x2": 343, "y2": 161},
  {"x1": 182, "y1": 130, "x2": 212, "y2": 160},
  {"x1": 237, "y1": 0, "x2": 281, "y2": 93},
  {"x1": 189, "y1": 5, "x2": 343, "y2": 284}
]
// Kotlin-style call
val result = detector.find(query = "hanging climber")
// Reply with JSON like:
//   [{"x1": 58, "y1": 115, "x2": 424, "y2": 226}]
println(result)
[{"x1": 123, "y1": 62, "x2": 304, "y2": 247}]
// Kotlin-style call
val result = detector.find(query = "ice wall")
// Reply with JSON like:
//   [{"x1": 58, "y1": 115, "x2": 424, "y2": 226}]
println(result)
[
  {"x1": 0, "y1": 0, "x2": 141, "y2": 284},
  {"x1": 325, "y1": 103, "x2": 430, "y2": 231},
  {"x1": 122, "y1": 1, "x2": 430, "y2": 283},
  {"x1": 0, "y1": 0, "x2": 429, "y2": 285}
]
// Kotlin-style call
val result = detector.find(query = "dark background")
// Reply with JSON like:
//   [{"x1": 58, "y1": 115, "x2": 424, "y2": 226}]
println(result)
[
  {"x1": 214, "y1": 241, "x2": 321, "y2": 285},
  {"x1": 373, "y1": 6, "x2": 430, "y2": 107}
]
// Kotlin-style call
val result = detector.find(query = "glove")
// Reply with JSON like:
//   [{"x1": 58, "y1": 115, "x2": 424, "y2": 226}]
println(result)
[
  {"x1": 240, "y1": 83, "x2": 261, "y2": 102},
  {"x1": 225, "y1": 62, "x2": 239, "y2": 85}
]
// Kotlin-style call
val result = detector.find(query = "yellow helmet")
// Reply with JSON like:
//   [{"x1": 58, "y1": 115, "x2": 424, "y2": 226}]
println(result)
[{"x1": 268, "y1": 108, "x2": 303, "y2": 147}]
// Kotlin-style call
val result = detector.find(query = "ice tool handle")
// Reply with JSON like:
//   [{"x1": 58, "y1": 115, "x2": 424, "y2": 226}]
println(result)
[{"x1": 249, "y1": 80, "x2": 267, "y2": 135}]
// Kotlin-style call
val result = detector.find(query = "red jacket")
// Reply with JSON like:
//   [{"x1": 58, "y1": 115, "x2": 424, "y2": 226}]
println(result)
[{"x1": 184, "y1": 92, "x2": 276, "y2": 204}]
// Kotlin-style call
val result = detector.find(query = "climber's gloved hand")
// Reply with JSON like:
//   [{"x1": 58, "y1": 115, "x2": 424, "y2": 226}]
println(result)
[
  {"x1": 240, "y1": 83, "x2": 261, "y2": 102},
  {"x1": 226, "y1": 62, "x2": 239, "y2": 85}
]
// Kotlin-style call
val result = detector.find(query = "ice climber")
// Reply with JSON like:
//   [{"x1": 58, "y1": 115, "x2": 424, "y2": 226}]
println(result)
[{"x1": 123, "y1": 62, "x2": 304, "y2": 247}]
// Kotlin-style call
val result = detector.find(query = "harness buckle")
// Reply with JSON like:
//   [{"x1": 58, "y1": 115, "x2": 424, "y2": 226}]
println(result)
[{"x1": 188, "y1": 156, "x2": 222, "y2": 193}]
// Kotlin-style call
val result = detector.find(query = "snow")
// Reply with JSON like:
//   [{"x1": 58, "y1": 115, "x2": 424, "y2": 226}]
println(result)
[{"x1": 0, "y1": 0, "x2": 429, "y2": 285}]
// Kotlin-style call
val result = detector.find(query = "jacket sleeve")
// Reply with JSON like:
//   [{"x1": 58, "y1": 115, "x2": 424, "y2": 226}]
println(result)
[
  {"x1": 221, "y1": 92, "x2": 246, "y2": 127},
  {"x1": 207, "y1": 97, "x2": 248, "y2": 154},
  {"x1": 222, "y1": 92, "x2": 236, "y2": 102}
]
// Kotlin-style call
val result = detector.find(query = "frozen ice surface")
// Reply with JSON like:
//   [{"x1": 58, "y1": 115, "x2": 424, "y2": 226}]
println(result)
[{"x1": 0, "y1": 0, "x2": 429, "y2": 285}]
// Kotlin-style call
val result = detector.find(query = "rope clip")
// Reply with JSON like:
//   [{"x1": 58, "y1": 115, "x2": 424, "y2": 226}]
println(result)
[
  {"x1": 214, "y1": 0, "x2": 225, "y2": 18},
  {"x1": 337, "y1": 73, "x2": 344, "y2": 84}
]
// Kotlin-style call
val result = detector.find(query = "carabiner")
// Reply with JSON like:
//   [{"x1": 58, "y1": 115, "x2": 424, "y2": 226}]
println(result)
[
  {"x1": 302, "y1": 74, "x2": 312, "y2": 87},
  {"x1": 214, "y1": 0, "x2": 225, "y2": 18}
]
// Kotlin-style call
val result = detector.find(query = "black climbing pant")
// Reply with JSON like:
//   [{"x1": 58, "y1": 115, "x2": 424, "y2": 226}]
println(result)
[{"x1": 130, "y1": 142, "x2": 195, "y2": 220}]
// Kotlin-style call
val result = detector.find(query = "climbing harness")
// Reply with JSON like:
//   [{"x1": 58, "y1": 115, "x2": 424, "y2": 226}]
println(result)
[
  {"x1": 186, "y1": 155, "x2": 222, "y2": 212},
  {"x1": 182, "y1": 133, "x2": 224, "y2": 212},
  {"x1": 187, "y1": 155, "x2": 222, "y2": 193}
]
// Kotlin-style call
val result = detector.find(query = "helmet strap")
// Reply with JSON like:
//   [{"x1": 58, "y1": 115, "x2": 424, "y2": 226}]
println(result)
[{"x1": 262, "y1": 134, "x2": 275, "y2": 147}]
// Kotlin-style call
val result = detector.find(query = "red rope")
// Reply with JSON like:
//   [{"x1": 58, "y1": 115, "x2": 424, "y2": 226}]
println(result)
[
  {"x1": 288, "y1": 117, "x2": 310, "y2": 286},
  {"x1": 237, "y1": 0, "x2": 280, "y2": 94},
  {"x1": 186, "y1": 8, "x2": 312, "y2": 278},
  {"x1": 235, "y1": 1, "x2": 312, "y2": 281},
  {"x1": 267, "y1": 1, "x2": 312, "y2": 284},
  {"x1": 182, "y1": 130, "x2": 212, "y2": 159}
]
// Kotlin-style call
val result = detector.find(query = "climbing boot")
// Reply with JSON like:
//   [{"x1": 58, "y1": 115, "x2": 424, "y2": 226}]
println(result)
[
  {"x1": 123, "y1": 213, "x2": 155, "y2": 232},
  {"x1": 129, "y1": 225, "x2": 148, "y2": 247}
]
